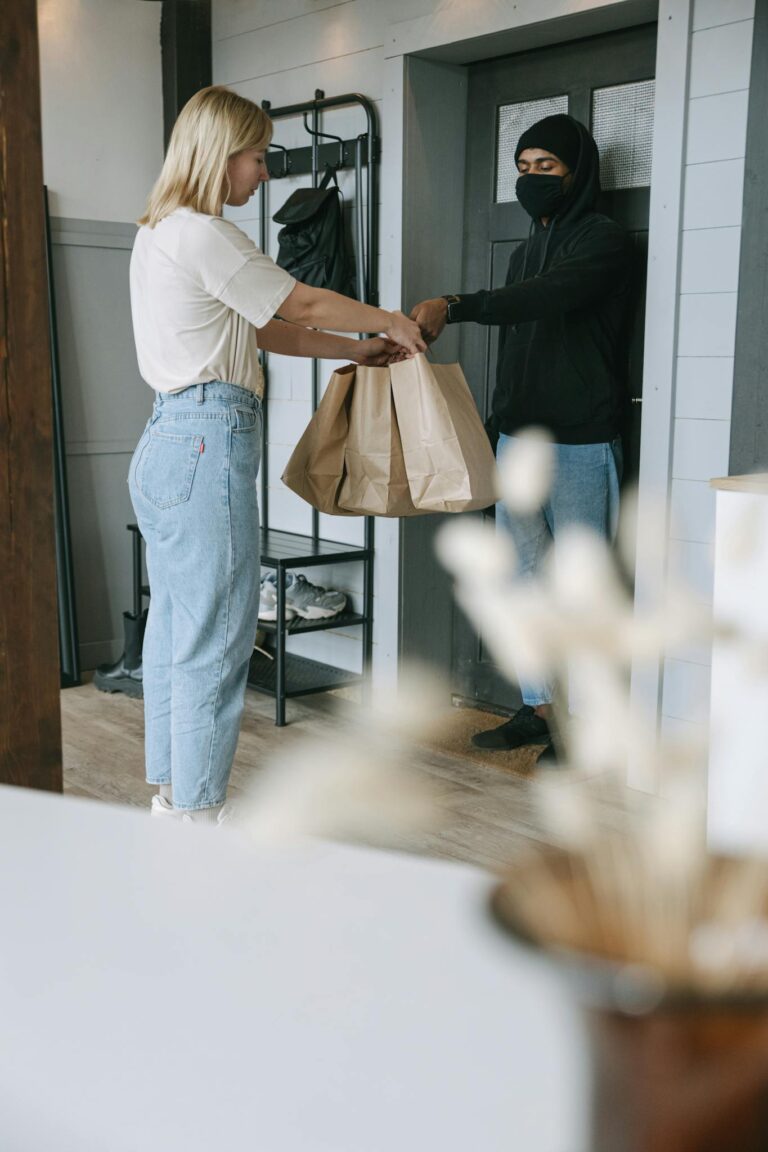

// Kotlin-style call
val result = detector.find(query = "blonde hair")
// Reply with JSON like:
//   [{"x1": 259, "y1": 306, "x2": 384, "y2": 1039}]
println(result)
[{"x1": 139, "y1": 86, "x2": 272, "y2": 227}]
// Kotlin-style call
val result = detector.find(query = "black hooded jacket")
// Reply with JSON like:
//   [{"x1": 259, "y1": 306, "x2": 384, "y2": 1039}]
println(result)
[{"x1": 449, "y1": 118, "x2": 633, "y2": 444}]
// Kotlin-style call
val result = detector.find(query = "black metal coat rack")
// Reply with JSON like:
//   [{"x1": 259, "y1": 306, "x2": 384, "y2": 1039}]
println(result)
[
  {"x1": 258, "y1": 88, "x2": 379, "y2": 531},
  {"x1": 247, "y1": 91, "x2": 379, "y2": 725}
]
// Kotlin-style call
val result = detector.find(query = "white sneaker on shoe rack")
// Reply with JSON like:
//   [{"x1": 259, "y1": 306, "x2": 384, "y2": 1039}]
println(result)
[
  {"x1": 285, "y1": 573, "x2": 347, "y2": 619},
  {"x1": 259, "y1": 570, "x2": 347, "y2": 621},
  {"x1": 258, "y1": 574, "x2": 296, "y2": 621}
]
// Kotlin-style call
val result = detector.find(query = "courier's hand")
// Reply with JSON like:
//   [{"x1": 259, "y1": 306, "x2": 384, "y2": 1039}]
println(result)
[
  {"x1": 386, "y1": 310, "x2": 427, "y2": 355},
  {"x1": 353, "y1": 337, "x2": 408, "y2": 367},
  {"x1": 410, "y1": 297, "x2": 448, "y2": 344}
]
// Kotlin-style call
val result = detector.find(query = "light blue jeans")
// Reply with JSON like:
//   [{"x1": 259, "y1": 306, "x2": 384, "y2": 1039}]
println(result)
[
  {"x1": 128, "y1": 382, "x2": 262, "y2": 811},
  {"x1": 496, "y1": 432, "x2": 622, "y2": 708}
]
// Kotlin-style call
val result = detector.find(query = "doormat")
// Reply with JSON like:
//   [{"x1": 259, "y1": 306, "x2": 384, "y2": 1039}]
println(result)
[{"x1": 418, "y1": 706, "x2": 545, "y2": 776}]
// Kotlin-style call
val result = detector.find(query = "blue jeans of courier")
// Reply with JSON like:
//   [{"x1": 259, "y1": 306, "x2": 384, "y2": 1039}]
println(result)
[
  {"x1": 495, "y1": 432, "x2": 622, "y2": 709},
  {"x1": 128, "y1": 382, "x2": 261, "y2": 811}
]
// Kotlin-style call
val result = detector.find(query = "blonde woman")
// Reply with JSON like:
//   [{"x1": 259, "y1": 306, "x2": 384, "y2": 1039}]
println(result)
[{"x1": 129, "y1": 86, "x2": 424, "y2": 824}]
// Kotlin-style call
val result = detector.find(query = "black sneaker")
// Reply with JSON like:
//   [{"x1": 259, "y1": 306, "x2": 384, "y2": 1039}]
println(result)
[
  {"x1": 536, "y1": 741, "x2": 560, "y2": 766},
  {"x1": 471, "y1": 705, "x2": 550, "y2": 750}
]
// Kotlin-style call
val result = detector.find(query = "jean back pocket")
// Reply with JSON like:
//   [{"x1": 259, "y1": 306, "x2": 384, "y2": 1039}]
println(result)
[{"x1": 136, "y1": 427, "x2": 203, "y2": 509}]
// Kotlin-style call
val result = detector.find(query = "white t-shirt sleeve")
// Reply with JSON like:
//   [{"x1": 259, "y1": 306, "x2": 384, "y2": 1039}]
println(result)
[{"x1": 178, "y1": 214, "x2": 296, "y2": 329}]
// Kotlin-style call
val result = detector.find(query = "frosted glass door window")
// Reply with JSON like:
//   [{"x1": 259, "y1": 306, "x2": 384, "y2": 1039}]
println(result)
[
  {"x1": 496, "y1": 95, "x2": 568, "y2": 203},
  {"x1": 592, "y1": 80, "x2": 655, "y2": 190}
]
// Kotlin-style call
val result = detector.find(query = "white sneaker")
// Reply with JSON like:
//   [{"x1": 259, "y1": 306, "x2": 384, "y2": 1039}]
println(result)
[
  {"x1": 285, "y1": 573, "x2": 347, "y2": 619},
  {"x1": 216, "y1": 803, "x2": 237, "y2": 827},
  {"x1": 258, "y1": 576, "x2": 296, "y2": 621},
  {"x1": 151, "y1": 794, "x2": 236, "y2": 828},
  {"x1": 150, "y1": 794, "x2": 180, "y2": 819}
]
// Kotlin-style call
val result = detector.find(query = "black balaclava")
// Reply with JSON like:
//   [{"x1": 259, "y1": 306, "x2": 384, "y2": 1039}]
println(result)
[{"x1": 514, "y1": 113, "x2": 584, "y2": 221}]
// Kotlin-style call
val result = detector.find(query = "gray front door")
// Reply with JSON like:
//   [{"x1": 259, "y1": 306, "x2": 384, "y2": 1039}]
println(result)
[{"x1": 454, "y1": 21, "x2": 657, "y2": 709}]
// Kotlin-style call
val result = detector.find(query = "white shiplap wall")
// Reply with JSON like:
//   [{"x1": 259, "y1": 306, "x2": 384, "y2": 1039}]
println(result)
[
  {"x1": 662, "y1": 0, "x2": 755, "y2": 739},
  {"x1": 38, "y1": 0, "x2": 163, "y2": 222},
  {"x1": 38, "y1": 0, "x2": 164, "y2": 667}
]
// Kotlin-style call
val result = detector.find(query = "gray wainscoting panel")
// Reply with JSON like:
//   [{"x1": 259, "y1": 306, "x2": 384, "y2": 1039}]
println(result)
[{"x1": 51, "y1": 217, "x2": 153, "y2": 669}]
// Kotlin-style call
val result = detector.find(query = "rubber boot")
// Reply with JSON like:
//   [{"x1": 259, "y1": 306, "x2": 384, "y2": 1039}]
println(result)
[{"x1": 93, "y1": 610, "x2": 147, "y2": 699}]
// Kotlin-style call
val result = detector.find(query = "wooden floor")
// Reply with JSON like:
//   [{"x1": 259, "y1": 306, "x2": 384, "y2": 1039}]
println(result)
[{"x1": 61, "y1": 681, "x2": 555, "y2": 873}]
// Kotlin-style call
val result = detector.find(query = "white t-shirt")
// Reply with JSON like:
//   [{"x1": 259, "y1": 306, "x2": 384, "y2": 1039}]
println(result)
[{"x1": 130, "y1": 208, "x2": 296, "y2": 395}]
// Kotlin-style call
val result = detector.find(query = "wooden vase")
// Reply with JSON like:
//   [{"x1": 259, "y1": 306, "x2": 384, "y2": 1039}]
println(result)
[
  {"x1": 491, "y1": 854, "x2": 768, "y2": 1152},
  {"x1": 588, "y1": 1001, "x2": 768, "y2": 1152}
]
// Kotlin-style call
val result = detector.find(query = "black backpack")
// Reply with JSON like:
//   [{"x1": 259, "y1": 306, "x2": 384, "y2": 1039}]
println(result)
[{"x1": 273, "y1": 165, "x2": 356, "y2": 298}]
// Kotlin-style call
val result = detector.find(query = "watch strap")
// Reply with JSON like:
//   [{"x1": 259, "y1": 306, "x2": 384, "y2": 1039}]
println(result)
[{"x1": 442, "y1": 294, "x2": 461, "y2": 324}]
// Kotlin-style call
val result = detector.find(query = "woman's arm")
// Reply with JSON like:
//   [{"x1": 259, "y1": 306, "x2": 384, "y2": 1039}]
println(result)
[
  {"x1": 256, "y1": 319, "x2": 403, "y2": 366},
  {"x1": 277, "y1": 281, "x2": 425, "y2": 354}
]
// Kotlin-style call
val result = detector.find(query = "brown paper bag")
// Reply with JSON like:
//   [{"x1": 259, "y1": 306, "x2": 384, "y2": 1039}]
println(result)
[
  {"x1": 390, "y1": 355, "x2": 497, "y2": 513},
  {"x1": 283, "y1": 356, "x2": 496, "y2": 518},
  {"x1": 280, "y1": 364, "x2": 357, "y2": 516},
  {"x1": 336, "y1": 365, "x2": 424, "y2": 517}
]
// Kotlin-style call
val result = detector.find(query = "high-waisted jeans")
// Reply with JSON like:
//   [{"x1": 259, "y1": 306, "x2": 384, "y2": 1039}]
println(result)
[
  {"x1": 128, "y1": 382, "x2": 261, "y2": 811},
  {"x1": 496, "y1": 432, "x2": 622, "y2": 709}
]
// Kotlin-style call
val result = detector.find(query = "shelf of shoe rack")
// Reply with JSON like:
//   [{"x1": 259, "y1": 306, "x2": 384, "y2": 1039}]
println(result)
[
  {"x1": 247, "y1": 89, "x2": 380, "y2": 725},
  {"x1": 252, "y1": 528, "x2": 373, "y2": 725},
  {"x1": 248, "y1": 648, "x2": 365, "y2": 700},
  {"x1": 258, "y1": 611, "x2": 368, "y2": 637}
]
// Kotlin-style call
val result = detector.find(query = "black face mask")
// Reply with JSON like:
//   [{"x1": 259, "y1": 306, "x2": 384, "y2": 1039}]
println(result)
[{"x1": 515, "y1": 173, "x2": 568, "y2": 220}]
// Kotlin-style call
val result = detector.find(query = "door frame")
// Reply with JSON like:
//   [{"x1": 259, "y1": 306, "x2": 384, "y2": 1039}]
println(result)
[
  {"x1": 0, "y1": 0, "x2": 63, "y2": 791},
  {"x1": 729, "y1": 0, "x2": 768, "y2": 475},
  {"x1": 390, "y1": 0, "x2": 693, "y2": 789},
  {"x1": 452, "y1": 21, "x2": 656, "y2": 711}
]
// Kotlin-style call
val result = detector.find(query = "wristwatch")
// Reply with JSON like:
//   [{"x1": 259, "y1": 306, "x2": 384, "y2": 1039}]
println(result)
[{"x1": 442, "y1": 294, "x2": 462, "y2": 324}]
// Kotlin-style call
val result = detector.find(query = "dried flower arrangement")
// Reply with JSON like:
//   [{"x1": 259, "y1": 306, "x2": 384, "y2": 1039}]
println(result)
[
  {"x1": 238, "y1": 667, "x2": 443, "y2": 848},
  {"x1": 233, "y1": 432, "x2": 768, "y2": 1151},
  {"x1": 436, "y1": 431, "x2": 768, "y2": 1003}
]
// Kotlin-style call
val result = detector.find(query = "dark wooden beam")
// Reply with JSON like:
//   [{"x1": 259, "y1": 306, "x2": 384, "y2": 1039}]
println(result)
[
  {"x1": 161, "y1": 0, "x2": 212, "y2": 150},
  {"x1": 730, "y1": 0, "x2": 768, "y2": 474},
  {"x1": 0, "y1": 0, "x2": 63, "y2": 791}
]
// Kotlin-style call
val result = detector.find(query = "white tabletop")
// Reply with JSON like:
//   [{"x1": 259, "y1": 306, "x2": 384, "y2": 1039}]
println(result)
[{"x1": 0, "y1": 786, "x2": 586, "y2": 1152}]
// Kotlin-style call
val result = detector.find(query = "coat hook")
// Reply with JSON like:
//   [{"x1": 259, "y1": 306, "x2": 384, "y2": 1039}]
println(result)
[
  {"x1": 267, "y1": 142, "x2": 291, "y2": 179},
  {"x1": 302, "y1": 113, "x2": 345, "y2": 168}
]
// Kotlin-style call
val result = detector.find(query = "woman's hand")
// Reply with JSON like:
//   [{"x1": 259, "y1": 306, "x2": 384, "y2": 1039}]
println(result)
[
  {"x1": 256, "y1": 321, "x2": 411, "y2": 365},
  {"x1": 386, "y1": 310, "x2": 427, "y2": 355},
  {"x1": 353, "y1": 337, "x2": 409, "y2": 367}
]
